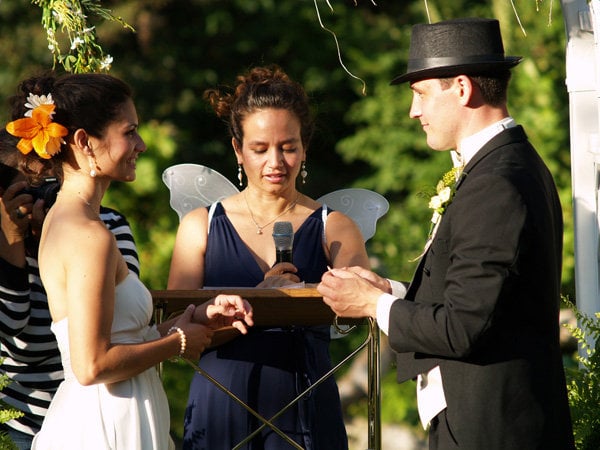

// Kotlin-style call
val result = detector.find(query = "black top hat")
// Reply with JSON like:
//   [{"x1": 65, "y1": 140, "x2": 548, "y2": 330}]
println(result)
[{"x1": 390, "y1": 18, "x2": 522, "y2": 84}]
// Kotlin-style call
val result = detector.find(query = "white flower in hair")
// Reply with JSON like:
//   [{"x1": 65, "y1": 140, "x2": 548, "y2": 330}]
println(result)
[{"x1": 24, "y1": 93, "x2": 55, "y2": 118}]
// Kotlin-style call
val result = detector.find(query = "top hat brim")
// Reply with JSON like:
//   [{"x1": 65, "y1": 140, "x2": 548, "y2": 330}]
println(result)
[{"x1": 390, "y1": 56, "x2": 522, "y2": 85}]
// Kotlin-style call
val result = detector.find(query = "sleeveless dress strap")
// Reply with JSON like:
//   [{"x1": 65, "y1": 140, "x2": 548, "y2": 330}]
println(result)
[
  {"x1": 321, "y1": 204, "x2": 329, "y2": 247},
  {"x1": 207, "y1": 202, "x2": 219, "y2": 234}
]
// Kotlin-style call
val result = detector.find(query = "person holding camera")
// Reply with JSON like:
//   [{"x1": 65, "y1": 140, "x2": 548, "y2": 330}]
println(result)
[{"x1": 0, "y1": 131, "x2": 139, "y2": 450}]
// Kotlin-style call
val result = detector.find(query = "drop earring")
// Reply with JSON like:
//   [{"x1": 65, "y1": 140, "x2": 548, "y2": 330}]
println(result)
[
  {"x1": 237, "y1": 164, "x2": 243, "y2": 187},
  {"x1": 300, "y1": 161, "x2": 307, "y2": 184},
  {"x1": 89, "y1": 156, "x2": 99, "y2": 178},
  {"x1": 87, "y1": 143, "x2": 99, "y2": 178}
]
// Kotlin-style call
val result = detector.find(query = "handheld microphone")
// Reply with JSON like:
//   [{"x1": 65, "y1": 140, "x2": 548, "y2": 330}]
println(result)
[{"x1": 272, "y1": 221, "x2": 294, "y2": 264}]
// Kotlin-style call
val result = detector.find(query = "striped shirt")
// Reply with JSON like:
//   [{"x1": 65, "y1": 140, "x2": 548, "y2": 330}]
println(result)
[{"x1": 0, "y1": 206, "x2": 140, "y2": 436}]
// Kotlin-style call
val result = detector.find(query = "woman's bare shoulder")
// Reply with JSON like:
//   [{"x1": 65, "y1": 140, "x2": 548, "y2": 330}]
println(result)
[{"x1": 42, "y1": 207, "x2": 115, "y2": 259}]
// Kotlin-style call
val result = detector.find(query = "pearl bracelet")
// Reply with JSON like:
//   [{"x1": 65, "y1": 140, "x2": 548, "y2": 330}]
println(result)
[{"x1": 168, "y1": 326, "x2": 186, "y2": 359}]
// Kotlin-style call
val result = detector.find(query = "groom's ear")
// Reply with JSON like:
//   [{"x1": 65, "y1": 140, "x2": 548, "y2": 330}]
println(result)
[{"x1": 452, "y1": 75, "x2": 475, "y2": 106}]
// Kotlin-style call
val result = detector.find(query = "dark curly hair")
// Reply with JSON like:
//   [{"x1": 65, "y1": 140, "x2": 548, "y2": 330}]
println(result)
[
  {"x1": 7, "y1": 72, "x2": 132, "y2": 182},
  {"x1": 204, "y1": 65, "x2": 314, "y2": 150}
]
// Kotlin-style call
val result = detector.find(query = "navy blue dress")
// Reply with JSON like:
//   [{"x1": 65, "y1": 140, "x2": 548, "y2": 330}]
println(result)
[{"x1": 182, "y1": 203, "x2": 348, "y2": 450}]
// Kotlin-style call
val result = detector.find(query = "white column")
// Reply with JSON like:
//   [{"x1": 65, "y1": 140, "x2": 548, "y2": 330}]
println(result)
[{"x1": 561, "y1": 0, "x2": 600, "y2": 335}]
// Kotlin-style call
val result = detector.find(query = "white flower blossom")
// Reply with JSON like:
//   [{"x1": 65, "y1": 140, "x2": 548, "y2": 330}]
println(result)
[
  {"x1": 51, "y1": 10, "x2": 64, "y2": 24},
  {"x1": 100, "y1": 55, "x2": 113, "y2": 70},
  {"x1": 437, "y1": 186, "x2": 452, "y2": 204},
  {"x1": 74, "y1": 8, "x2": 87, "y2": 19},
  {"x1": 429, "y1": 186, "x2": 451, "y2": 211},
  {"x1": 429, "y1": 195, "x2": 443, "y2": 210},
  {"x1": 70, "y1": 36, "x2": 85, "y2": 50},
  {"x1": 24, "y1": 93, "x2": 55, "y2": 118}
]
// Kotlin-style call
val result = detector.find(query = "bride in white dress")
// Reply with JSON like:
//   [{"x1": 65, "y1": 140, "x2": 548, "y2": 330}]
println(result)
[
  {"x1": 35, "y1": 273, "x2": 175, "y2": 449},
  {"x1": 4, "y1": 73, "x2": 253, "y2": 450}
]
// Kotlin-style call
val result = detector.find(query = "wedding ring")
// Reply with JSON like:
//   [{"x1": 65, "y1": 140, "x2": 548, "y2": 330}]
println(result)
[{"x1": 15, "y1": 208, "x2": 26, "y2": 219}]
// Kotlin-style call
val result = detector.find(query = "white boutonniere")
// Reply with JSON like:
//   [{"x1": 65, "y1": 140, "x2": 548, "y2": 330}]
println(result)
[
  {"x1": 427, "y1": 166, "x2": 463, "y2": 237},
  {"x1": 411, "y1": 166, "x2": 464, "y2": 262}
]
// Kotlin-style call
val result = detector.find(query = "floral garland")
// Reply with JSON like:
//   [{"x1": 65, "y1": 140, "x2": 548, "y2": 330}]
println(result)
[
  {"x1": 32, "y1": 0, "x2": 134, "y2": 73},
  {"x1": 5, "y1": 94, "x2": 68, "y2": 159}
]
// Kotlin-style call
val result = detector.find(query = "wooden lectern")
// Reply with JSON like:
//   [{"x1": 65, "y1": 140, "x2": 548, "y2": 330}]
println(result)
[
  {"x1": 152, "y1": 288, "x2": 381, "y2": 450},
  {"x1": 153, "y1": 287, "x2": 354, "y2": 326}
]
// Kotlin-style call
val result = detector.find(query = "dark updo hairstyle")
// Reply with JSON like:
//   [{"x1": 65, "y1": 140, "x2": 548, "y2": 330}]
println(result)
[
  {"x1": 204, "y1": 65, "x2": 314, "y2": 150},
  {"x1": 7, "y1": 72, "x2": 132, "y2": 183}
]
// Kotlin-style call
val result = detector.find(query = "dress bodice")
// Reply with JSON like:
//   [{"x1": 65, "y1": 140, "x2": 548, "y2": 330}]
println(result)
[
  {"x1": 51, "y1": 273, "x2": 159, "y2": 379},
  {"x1": 204, "y1": 202, "x2": 329, "y2": 287}
]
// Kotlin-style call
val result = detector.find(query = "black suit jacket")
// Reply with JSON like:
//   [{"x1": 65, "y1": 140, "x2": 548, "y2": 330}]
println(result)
[{"x1": 389, "y1": 126, "x2": 574, "y2": 449}]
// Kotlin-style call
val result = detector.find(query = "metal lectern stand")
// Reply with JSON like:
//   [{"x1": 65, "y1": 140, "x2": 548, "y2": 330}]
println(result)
[{"x1": 152, "y1": 287, "x2": 381, "y2": 450}]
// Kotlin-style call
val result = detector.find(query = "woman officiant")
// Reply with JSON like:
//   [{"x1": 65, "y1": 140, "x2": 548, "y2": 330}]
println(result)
[{"x1": 168, "y1": 65, "x2": 370, "y2": 449}]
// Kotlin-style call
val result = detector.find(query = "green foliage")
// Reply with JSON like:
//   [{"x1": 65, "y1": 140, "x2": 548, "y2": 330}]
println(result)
[
  {"x1": 564, "y1": 300, "x2": 600, "y2": 450},
  {"x1": 32, "y1": 0, "x2": 134, "y2": 73},
  {"x1": 0, "y1": 431, "x2": 19, "y2": 450},
  {"x1": 379, "y1": 373, "x2": 420, "y2": 427},
  {"x1": 0, "y1": 359, "x2": 24, "y2": 450},
  {"x1": 162, "y1": 360, "x2": 194, "y2": 446}
]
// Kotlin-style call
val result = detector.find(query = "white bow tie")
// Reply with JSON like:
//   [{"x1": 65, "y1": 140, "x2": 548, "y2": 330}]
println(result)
[{"x1": 451, "y1": 150, "x2": 463, "y2": 168}]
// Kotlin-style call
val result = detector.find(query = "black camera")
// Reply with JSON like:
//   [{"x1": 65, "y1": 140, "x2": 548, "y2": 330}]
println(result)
[{"x1": 18, "y1": 177, "x2": 60, "y2": 208}]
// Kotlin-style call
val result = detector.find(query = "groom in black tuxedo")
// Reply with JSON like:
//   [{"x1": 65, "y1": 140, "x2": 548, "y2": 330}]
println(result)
[{"x1": 318, "y1": 17, "x2": 574, "y2": 450}]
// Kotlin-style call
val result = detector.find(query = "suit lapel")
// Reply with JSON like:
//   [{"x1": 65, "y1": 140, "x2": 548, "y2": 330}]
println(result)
[{"x1": 405, "y1": 126, "x2": 528, "y2": 300}]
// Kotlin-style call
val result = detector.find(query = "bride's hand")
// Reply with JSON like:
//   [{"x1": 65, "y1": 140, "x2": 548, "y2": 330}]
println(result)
[{"x1": 193, "y1": 295, "x2": 254, "y2": 334}]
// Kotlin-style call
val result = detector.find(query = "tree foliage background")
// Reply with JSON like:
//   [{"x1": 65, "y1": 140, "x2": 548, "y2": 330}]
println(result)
[{"x1": 0, "y1": 0, "x2": 572, "y2": 443}]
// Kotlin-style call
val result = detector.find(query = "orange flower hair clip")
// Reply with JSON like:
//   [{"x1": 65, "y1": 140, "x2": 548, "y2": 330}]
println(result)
[{"x1": 6, "y1": 93, "x2": 68, "y2": 159}]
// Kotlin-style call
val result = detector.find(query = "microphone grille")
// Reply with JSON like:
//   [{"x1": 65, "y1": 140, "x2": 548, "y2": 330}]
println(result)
[{"x1": 272, "y1": 221, "x2": 294, "y2": 250}]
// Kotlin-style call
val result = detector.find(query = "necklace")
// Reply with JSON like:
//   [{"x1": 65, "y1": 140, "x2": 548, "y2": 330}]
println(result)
[
  {"x1": 244, "y1": 191, "x2": 300, "y2": 234},
  {"x1": 76, "y1": 192, "x2": 92, "y2": 206},
  {"x1": 59, "y1": 191, "x2": 92, "y2": 207}
]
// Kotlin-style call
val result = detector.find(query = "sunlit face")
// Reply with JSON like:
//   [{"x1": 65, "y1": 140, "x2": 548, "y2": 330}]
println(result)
[
  {"x1": 409, "y1": 78, "x2": 461, "y2": 151},
  {"x1": 235, "y1": 108, "x2": 305, "y2": 193},
  {"x1": 91, "y1": 99, "x2": 146, "y2": 182}
]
